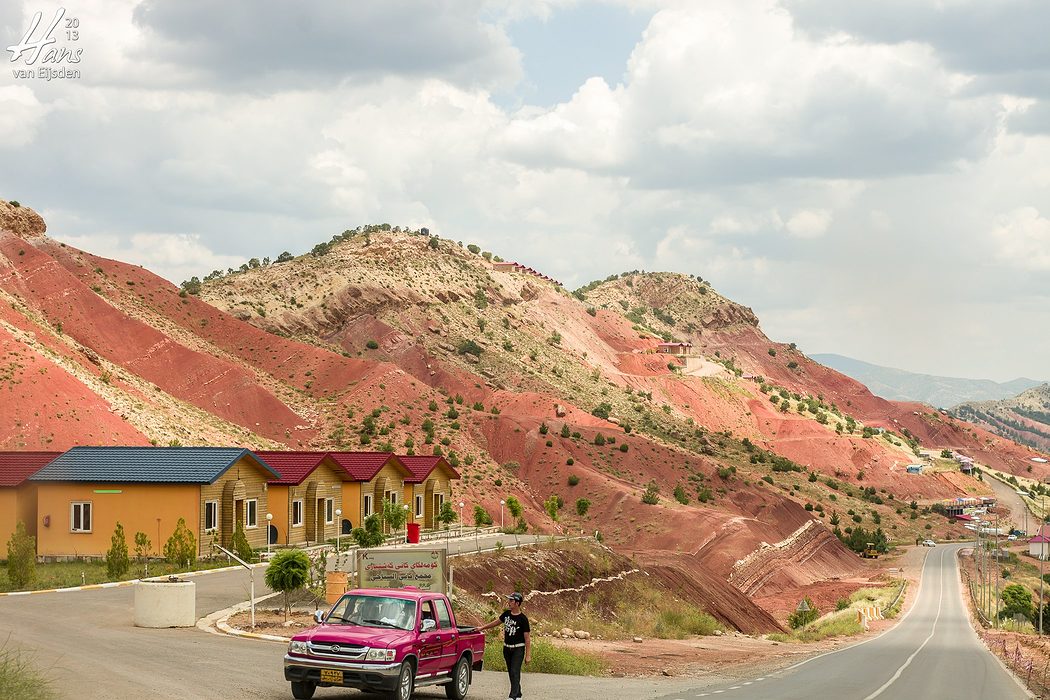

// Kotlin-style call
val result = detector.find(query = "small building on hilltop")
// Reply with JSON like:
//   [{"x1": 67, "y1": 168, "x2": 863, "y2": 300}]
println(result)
[{"x1": 657, "y1": 342, "x2": 693, "y2": 356}]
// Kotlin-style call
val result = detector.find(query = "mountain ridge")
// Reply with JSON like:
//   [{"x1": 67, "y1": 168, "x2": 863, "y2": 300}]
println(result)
[
  {"x1": 4, "y1": 201, "x2": 1048, "y2": 628},
  {"x1": 810, "y1": 352, "x2": 1043, "y2": 407}
]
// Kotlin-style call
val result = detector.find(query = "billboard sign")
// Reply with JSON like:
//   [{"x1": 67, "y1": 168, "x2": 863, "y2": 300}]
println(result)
[{"x1": 356, "y1": 548, "x2": 448, "y2": 593}]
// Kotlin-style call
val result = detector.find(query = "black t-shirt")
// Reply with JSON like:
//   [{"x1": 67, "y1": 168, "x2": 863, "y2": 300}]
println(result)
[{"x1": 499, "y1": 610, "x2": 530, "y2": 645}]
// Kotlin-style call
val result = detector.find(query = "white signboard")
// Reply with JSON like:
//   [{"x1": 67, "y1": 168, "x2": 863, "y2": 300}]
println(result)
[{"x1": 357, "y1": 548, "x2": 448, "y2": 593}]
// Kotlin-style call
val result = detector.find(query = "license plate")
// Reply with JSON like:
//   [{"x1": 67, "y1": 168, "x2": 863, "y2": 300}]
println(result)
[{"x1": 320, "y1": 669, "x2": 343, "y2": 684}]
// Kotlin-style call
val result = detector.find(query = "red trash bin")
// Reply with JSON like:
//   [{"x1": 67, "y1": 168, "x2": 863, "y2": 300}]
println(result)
[{"x1": 407, "y1": 523, "x2": 421, "y2": 543}]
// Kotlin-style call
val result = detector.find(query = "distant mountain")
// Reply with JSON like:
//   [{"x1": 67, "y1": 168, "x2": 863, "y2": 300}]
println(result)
[
  {"x1": 952, "y1": 384, "x2": 1050, "y2": 452},
  {"x1": 810, "y1": 353, "x2": 1043, "y2": 407}
]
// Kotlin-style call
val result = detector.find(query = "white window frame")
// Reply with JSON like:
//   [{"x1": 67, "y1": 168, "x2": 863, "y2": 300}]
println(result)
[
  {"x1": 245, "y1": 499, "x2": 258, "y2": 529},
  {"x1": 325, "y1": 498, "x2": 334, "y2": 524},
  {"x1": 204, "y1": 500, "x2": 219, "y2": 532},
  {"x1": 70, "y1": 501, "x2": 92, "y2": 533},
  {"x1": 415, "y1": 495, "x2": 423, "y2": 519},
  {"x1": 363, "y1": 494, "x2": 373, "y2": 517},
  {"x1": 292, "y1": 499, "x2": 304, "y2": 528},
  {"x1": 386, "y1": 490, "x2": 398, "y2": 504}
]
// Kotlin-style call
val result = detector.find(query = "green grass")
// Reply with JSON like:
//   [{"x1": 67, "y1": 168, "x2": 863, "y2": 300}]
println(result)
[
  {"x1": 0, "y1": 641, "x2": 55, "y2": 700},
  {"x1": 482, "y1": 635, "x2": 605, "y2": 676},
  {"x1": 653, "y1": 609, "x2": 723, "y2": 639},
  {"x1": 0, "y1": 559, "x2": 232, "y2": 593},
  {"x1": 795, "y1": 613, "x2": 864, "y2": 642}
]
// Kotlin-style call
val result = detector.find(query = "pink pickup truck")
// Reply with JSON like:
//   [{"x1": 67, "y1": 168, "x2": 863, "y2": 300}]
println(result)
[{"x1": 284, "y1": 587, "x2": 486, "y2": 700}]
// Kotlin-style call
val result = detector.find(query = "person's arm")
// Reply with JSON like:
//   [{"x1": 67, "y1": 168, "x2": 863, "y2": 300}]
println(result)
[{"x1": 524, "y1": 631, "x2": 531, "y2": 664}]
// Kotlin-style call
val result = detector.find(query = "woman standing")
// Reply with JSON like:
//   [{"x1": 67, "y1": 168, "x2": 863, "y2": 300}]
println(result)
[{"x1": 479, "y1": 592, "x2": 531, "y2": 700}]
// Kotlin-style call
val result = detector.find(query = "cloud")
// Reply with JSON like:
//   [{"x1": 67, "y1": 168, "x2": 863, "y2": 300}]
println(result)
[
  {"x1": 783, "y1": 209, "x2": 832, "y2": 238},
  {"x1": 499, "y1": 1, "x2": 996, "y2": 186},
  {"x1": 992, "y1": 207, "x2": 1050, "y2": 271},
  {"x1": 55, "y1": 231, "x2": 246, "y2": 283},
  {"x1": 0, "y1": 86, "x2": 50, "y2": 148},
  {"x1": 782, "y1": 0, "x2": 1050, "y2": 96},
  {"x1": 129, "y1": 0, "x2": 522, "y2": 91},
  {"x1": 2, "y1": 0, "x2": 1049, "y2": 379}
]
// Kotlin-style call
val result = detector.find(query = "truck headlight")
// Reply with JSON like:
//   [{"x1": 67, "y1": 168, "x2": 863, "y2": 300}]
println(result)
[
  {"x1": 289, "y1": 640, "x2": 308, "y2": 655},
  {"x1": 365, "y1": 648, "x2": 397, "y2": 661}
]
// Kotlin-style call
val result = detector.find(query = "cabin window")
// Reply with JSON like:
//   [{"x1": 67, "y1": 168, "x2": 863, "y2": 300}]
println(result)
[
  {"x1": 363, "y1": 494, "x2": 373, "y2": 517},
  {"x1": 245, "y1": 499, "x2": 258, "y2": 528},
  {"x1": 325, "y1": 498, "x2": 334, "y2": 524},
  {"x1": 204, "y1": 501, "x2": 219, "y2": 531},
  {"x1": 415, "y1": 495, "x2": 423, "y2": 519},
  {"x1": 71, "y1": 501, "x2": 92, "y2": 533},
  {"x1": 292, "y1": 499, "x2": 304, "y2": 527}
]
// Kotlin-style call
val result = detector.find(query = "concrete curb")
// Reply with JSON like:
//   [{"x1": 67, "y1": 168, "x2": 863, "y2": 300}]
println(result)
[
  {"x1": 0, "y1": 561, "x2": 268, "y2": 597},
  {"x1": 196, "y1": 590, "x2": 288, "y2": 644}
]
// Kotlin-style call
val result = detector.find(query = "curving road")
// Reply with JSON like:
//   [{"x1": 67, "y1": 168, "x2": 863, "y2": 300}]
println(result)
[{"x1": 656, "y1": 543, "x2": 1029, "y2": 700}]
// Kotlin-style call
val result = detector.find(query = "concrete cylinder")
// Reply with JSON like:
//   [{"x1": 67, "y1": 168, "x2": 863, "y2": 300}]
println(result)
[
  {"x1": 134, "y1": 579, "x2": 196, "y2": 628},
  {"x1": 325, "y1": 571, "x2": 348, "y2": 605}
]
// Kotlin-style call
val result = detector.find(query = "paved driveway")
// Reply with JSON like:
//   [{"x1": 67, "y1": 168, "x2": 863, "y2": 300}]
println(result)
[{"x1": 2, "y1": 535, "x2": 707, "y2": 699}]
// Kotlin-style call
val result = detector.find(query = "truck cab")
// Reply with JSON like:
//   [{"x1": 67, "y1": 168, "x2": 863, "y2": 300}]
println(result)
[{"x1": 284, "y1": 587, "x2": 486, "y2": 700}]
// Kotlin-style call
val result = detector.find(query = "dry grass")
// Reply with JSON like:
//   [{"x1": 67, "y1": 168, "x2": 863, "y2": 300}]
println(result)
[
  {"x1": 0, "y1": 640, "x2": 55, "y2": 700},
  {"x1": 530, "y1": 578, "x2": 724, "y2": 641}
]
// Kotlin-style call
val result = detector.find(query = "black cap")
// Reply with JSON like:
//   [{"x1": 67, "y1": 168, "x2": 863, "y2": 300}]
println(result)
[{"x1": 506, "y1": 592, "x2": 524, "y2": 603}]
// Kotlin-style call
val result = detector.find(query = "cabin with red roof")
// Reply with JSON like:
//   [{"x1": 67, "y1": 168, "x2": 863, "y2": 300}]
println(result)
[
  {"x1": 328, "y1": 452, "x2": 414, "y2": 535},
  {"x1": 399, "y1": 455, "x2": 460, "y2": 529},
  {"x1": 256, "y1": 452, "x2": 350, "y2": 548},
  {"x1": 0, "y1": 451, "x2": 60, "y2": 547}
]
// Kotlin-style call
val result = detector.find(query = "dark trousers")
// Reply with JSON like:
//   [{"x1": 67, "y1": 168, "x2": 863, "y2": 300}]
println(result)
[{"x1": 503, "y1": 645, "x2": 525, "y2": 698}]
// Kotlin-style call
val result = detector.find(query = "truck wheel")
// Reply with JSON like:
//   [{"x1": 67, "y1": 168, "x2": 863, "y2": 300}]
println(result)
[
  {"x1": 394, "y1": 660, "x2": 415, "y2": 700},
  {"x1": 290, "y1": 681, "x2": 316, "y2": 700},
  {"x1": 444, "y1": 657, "x2": 471, "y2": 699}
]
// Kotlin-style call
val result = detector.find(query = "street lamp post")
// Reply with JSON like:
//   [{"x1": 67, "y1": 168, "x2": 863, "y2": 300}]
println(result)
[
  {"x1": 335, "y1": 509, "x2": 342, "y2": 552},
  {"x1": 403, "y1": 504, "x2": 410, "y2": 544},
  {"x1": 265, "y1": 513, "x2": 273, "y2": 555},
  {"x1": 459, "y1": 501, "x2": 464, "y2": 535},
  {"x1": 500, "y1": 500, "x2": 506, "y2": 530},
  {"x1": 1041, "y1": 498, "x2": 1046, "y2": 635}
]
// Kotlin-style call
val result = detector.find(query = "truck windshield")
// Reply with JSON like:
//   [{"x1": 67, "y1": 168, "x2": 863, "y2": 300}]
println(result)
[{"x1": 327, "y1": 595, "x2": 417, "y2": 631}]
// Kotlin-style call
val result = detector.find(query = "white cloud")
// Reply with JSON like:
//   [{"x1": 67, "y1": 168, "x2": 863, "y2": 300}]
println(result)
[
  {"x1": 2, "y1": 0, "x2": 1049, "y2": 379},
  {"x1": 992, "y1": 207, "x2": 1050, "y2": 271},
  {"x1": 784, "y1": 209, "x2": 832, "y2": 238},
  {"x1": 0, "y1": 86, "x2": 50, "y2": 148},
  {"x1": 55, "y1": 232, "x2": 245, "y2": 283}
]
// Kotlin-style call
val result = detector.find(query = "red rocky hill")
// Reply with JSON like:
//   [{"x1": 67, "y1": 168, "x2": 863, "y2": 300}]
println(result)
[{"x1": 2, "y1": 203, "x2": 1045, "y2": 629}]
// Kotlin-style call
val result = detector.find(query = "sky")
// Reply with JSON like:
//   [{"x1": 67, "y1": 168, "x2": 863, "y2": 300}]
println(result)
[{"x1": 2, "y1": 0, "x2": 1048, "y2": 382}]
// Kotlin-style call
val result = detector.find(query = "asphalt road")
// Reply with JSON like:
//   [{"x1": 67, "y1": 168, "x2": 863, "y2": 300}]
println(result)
[
  {"x1": 654, "y1": 543, "x2": 1029, "y2": 700},
  {"x1": 1, "y1": 533, "x2": 706, "y2": 699}
]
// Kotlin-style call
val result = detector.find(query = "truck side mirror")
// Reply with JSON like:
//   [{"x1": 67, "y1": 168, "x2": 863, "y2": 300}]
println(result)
[
  {"x1": 314, "y1": 610, "x2": 325, "y2": 624},
  {"x1": 421, "y1": 619, "x2": 436, "y2": 633}
]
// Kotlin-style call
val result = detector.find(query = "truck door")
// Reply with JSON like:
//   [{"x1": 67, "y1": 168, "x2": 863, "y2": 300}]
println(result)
[
  {"x1": 434, "y1": 597, "x2": 460, "y2": 678},
  {"x1": 417, "y1": 600, "x2": 444, "y2": 679}
]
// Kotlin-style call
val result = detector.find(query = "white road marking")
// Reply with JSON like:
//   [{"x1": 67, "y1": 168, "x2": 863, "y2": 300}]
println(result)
[
  {"x1": 862, "y1": 547, "x2": 946, "y2": 700},
  {"x1": 729, "y1": 686, "x2": 741, "y2": 690},
  {"x1": 742, "y1": 681, "x2": 752, "y2": 685}
]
